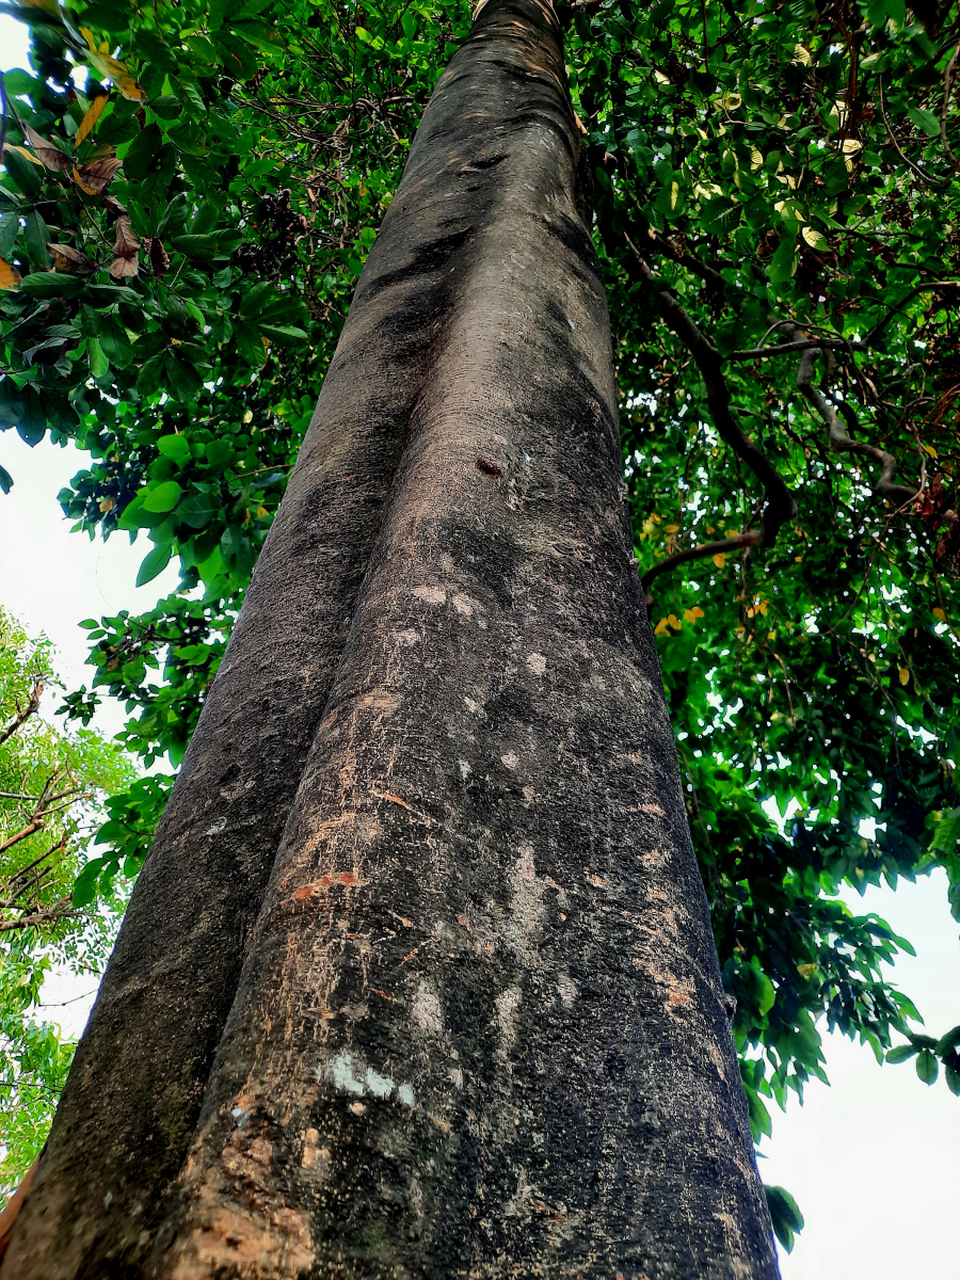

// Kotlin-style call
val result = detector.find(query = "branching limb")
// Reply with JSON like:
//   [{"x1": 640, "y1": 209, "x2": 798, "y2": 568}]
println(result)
[
  {"x1": 0, "y1": 821, "x2": 44, "y2": 857},
  {"x1": 0, "y1": 898, "x2": 79, "y2": 933},
  {"x1": 638, "y1": 224, "x2": 729, "y2": 290},
  {"x1": 0, "y1": 679, "x2": 43, "y2": 746},
  {"x1": 625, "y1": 234, "x2": 797, "y2": 548},
  {"x1": 795, "y1": 346, "x2": 928, "y2": 511},
  {"x1": 2, "y1": 840, "x2": 63, "y2": 900},
  {"x1": 641, "y1": 532, "x2": 761, "y2": 594}
]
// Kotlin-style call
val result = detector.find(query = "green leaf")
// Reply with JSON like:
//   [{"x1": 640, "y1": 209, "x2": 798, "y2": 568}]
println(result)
[
  {"x1": 701, "y1": 196, "x2": 741, "y2": 238},
  {"x1": 15, "y1": 385, "x2": 46, "y2": 445},
  {"x1": 98, "y1": 314, "x2": 134, "y2": 368},
  {"x1": 177, "y1": 491, "x2": 219, "y2": 529},
  {"x1": 260, "y1": 323, "x2": 308, "y2": 343},
  {"x1": 765, "y1": 1185, "x2": 804, "y2": 1253},
  {"x1": 18, "y1": 270, "x2": 84, "y2": 298},
  {"x1": 150, "y1": 94, "x2": 181, "y2": 121},
  {"x1": 885, "y1": 1043, "x2": 919, "y2": 1063},
  {"x1": 143, "y1": 480, "x2": 183, "y2": 512},
  {"x1": 930, "y1": 807, "x2": 960, "y2": 855},
  {"x1": 916, "y1": 1050, "x2": 939, "y2": 1085},
  {"x1": 934, "y1": 1025, "x2": 960, "y2": 1056},
  {"x1": 22, "y1": 210, "x2": 50, "y2": 266},
  {"x1": 157, "y1": 434, "x2": 192, "y2": 464},
  {"x1": 0, "y1": 462, "x2": 13, "y2": 494},
  {"x1": 136, "y1": 541, "x2": 173, "y2": 586},
  {"x1": 0, "y1": 209, "x2": 18, "y2": 259},
  {"x1": 2, "y1": 146, "x2": 43, "y2": 198},
  {"x1": 172, "y1": 233, "x2": 222, "y2": 258},
  {"x1": 867, "y1": 0, "x2": 905, "y2": 24},
  {"x1": 163, "y1": 349, "x2": 204, "y2": 399},
  {"x1": 72, "y1": 857, "x2": 108, "y2": 908},
  {"x1": 123, "y1": 122, "x2": 163, "y2": 182},
  {"x1": 88, "y1": 336, "x2": 110, "y2": 379},
  {"x1": 767, "y1": 230, "x2": 797, "y2": 285},
  {"x1": 906, "y1": 107, "x2": 939, "y2": 139},
  {"x1": 234, "y1": 318, "x2": 267, "y2": 367}
]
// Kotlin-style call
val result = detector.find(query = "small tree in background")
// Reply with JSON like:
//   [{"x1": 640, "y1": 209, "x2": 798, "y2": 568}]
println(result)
[{"x1": 0, "y1": 608, "x2": 133, "y2": 1192}]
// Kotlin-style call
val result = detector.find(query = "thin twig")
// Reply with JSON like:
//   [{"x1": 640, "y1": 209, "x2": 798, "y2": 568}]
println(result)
[
  {"x1": 862, "y1": 280, "x2": 960, "y2": 346},
  {"x1": 941, "y1": 39, "x2": 960, "y2": 173},
  {"x1": 876, "y1": 75, "x2": 947, "y2": 187},
  {"x1": 625, "y1": 234, "x2": 797, "y2": 549}
]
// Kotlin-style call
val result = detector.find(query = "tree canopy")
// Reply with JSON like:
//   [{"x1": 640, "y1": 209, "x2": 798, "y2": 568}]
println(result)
[
  {"x1": 0, "y1": 608, "x2": 133, "y2": 1193},
  {"x1": 1, "y1": 0, "x2": 960, "y2": 1244}
]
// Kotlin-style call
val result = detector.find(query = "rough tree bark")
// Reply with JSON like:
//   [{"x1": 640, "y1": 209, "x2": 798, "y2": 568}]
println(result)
[{"x1": 2, "y1": 2, "x2": 779, "y2": 1276}]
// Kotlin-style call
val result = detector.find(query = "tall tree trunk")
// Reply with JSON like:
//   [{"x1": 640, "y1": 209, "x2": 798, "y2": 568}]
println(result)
[{"x1": 2, "y1": 1, "x2": 778, "y2": 1276}]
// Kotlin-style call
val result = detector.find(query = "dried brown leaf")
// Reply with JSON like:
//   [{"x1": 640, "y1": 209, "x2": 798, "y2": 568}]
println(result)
[
  {"x1": 23, "y1": 123, "x2": 72, "y2": 172},
  {"x1": 142, "y1": 236, "x2": 170, "y2": 277},
  {"x1": 73, "y1": 156, "x2": 122, "y2": 196},
  {"x1": 109, "y1": 254, "x2": 139, "y2": 278},
  {"x1": 48, "y1": 243, "x2": 97, "y2": 274},
  {"x1": 110, "y1": 214, "x2": 139, "y2": 279}
]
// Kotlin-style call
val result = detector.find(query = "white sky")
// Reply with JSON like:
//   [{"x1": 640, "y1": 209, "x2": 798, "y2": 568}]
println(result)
[{"x1": 2, "y1": 18, "x2": 959, "y2": 1278}]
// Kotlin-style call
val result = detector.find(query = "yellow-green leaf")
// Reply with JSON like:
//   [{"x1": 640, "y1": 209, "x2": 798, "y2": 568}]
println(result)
[{"x1": 76, "y1": 92, "x2": 109, "y2": 149}]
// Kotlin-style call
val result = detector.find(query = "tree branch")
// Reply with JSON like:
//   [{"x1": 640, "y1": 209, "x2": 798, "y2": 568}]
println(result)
[
  {"x1": 641, "y1": 532, "x2": 762, "y2": 594},
  {"x1": 728, "y1": 338, "x2": 866, "y2": 360},
  {"x1": 0, "y1": 897, "x2": 79, "y2": 933},
  {"x1": 795, "y1": 345, "x2": 924, "y2": 510},
  {"x1": 0, "y1": 679, "x2": 43, "y2": 746},
  {"x1": 638, "y1": 223, "x2": 729, "y2": 291},
  {"x1": 0, "y1": 1158, "x2": 38, "y2": 1263},
  {"x1": 0, "y1": 820, "x2": 44, "y2": 856},
  {"x1": 625, "y1": 234, "x2": 797, "y2": 550}
]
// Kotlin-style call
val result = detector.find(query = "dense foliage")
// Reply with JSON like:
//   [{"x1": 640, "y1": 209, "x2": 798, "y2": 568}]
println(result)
[
  {"x1": 2, "y1": 0, "x2": 960, "y2": 1241},
  {"x1": 0, "y1": 609, "x2": 132, "y2": 1193}
]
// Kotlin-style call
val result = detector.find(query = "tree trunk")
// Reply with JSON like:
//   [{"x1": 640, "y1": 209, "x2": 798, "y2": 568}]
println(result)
[{"x1": 2, "y1": 2, "x2": 778, "y2": 1276}]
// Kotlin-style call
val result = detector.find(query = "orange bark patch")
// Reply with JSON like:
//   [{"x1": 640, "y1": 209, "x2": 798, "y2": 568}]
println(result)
[
  {"x1": 293, "y1": 870, "x2": 361, "y2": 899},
  {"x1": 380, "y1": 790, "x2": 413, "y2": 811}
]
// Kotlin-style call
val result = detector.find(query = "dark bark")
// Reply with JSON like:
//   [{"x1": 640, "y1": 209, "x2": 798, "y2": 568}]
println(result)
[{"x1": 2, "y1": 2, "x2": 778, "y2": 1276}]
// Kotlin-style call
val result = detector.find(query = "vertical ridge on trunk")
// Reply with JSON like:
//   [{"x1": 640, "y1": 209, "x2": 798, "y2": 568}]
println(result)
[{"x1": 138, "y1": 3, "x2": 777, "y2": 1277}]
